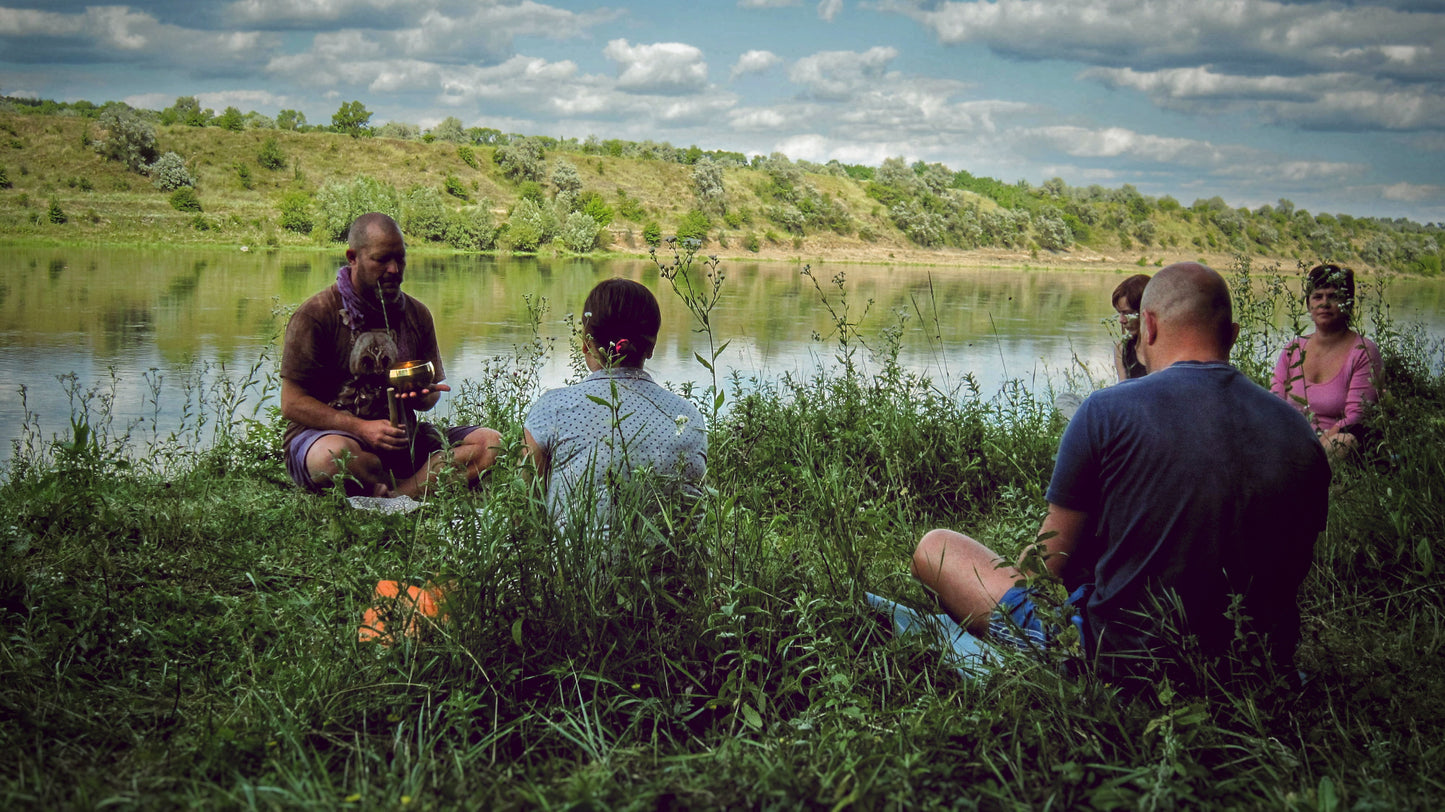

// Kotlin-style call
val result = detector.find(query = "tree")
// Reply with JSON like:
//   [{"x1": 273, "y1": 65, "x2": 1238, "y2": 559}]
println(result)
[
  {"x1": 94, "y1": 107, "x2": 158, "y2": 173},
  {"x1": 551, "y1": 159, "x2": 582, "y2": 196},
  {"x1": 278, "y1": 191, "x2": 313, "y2": 234},
  {"x1": 315, "y1": 176, "x2": 401, "y2": 241},
  {"x1": 216, "y1": 106, "x2": 245, "y2": 132},
  {"x1": 331, "y1": 101, "x2": 373, "y2": 138},
  {"x1": 431, "y1": 116, "x2": 466, "y2": 143},
  {"x1": 494, "y1": 137, "x2": 545, "y2": 182},
  {"x1": 169, "y1": 187, "x2": 202, "y2": 212},
  {"x1": 559, "y1": 211, "x2": 600, "y2": 252},
  {"x1": 162, "y1": 96, "x2": 212, "y2": 127},
  {"x1": 692, "y1": 159, "x2": 725, "y2": 214},
  {"x1": 276, "y1": 109, "x2": 307, "y2": 131}
]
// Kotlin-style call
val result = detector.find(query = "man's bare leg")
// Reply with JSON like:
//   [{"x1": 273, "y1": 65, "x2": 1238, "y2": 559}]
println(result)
[
  {"x1": 305, "y1": 434, "x2": 392, "y2": 497},
  {"x1": 911, "y1": 529, "x2": 1022, "y2": 635},
  {"x1": 392, "y1": 427, "x2": 504, "y2": 499}
]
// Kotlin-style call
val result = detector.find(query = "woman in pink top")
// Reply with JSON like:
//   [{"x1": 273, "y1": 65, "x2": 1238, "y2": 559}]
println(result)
[{"x1": 1271, "y1": 264, "x2": 1383, "y2": 462}]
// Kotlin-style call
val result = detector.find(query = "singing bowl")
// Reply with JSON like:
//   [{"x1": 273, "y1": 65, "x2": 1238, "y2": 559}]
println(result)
[{"x1": 387, "y1": 360, "x2": 435, "y2": 393}]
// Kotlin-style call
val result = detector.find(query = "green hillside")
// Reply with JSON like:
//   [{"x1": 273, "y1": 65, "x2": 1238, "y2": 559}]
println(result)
[{"x1": 1, "y1": 96, "x2": 1440, "y2": 275}]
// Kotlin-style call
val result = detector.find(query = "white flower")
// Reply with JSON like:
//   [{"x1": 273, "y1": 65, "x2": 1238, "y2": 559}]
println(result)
[{"x1": 674, "y1": 414, "x2": 690, "y2": 435}]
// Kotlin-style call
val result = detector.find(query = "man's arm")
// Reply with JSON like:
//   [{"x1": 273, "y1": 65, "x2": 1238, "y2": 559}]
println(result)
[
  {"x1": 281, "y1": 378, "x2": 407, "y2": 451},
  {"x1": 1017, "y1": 503, "x2": 1089, "y2": 580}
]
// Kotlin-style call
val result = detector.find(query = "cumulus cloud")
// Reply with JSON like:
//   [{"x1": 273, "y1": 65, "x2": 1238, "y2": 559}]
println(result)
[
  {"x1": 818, "y1": 0, "x2": 843, "y2": 22},
  {"x1": 731, "y1": 50, "x2": 782, "y2": 79},
  {"x1": 0, "y1": 5, "x2": 275, "y2": 72},
  {"x1": 789, "y1": 46, "x2": 898, "y2": 100},
  {"x1": 604, "y1": 38, "x2": 709, "y2": 94},
  {"x1": 1381, "y1": 181, "x2": 1441, "y2": 203},
  {"x1": 738, "y1": 0, "x2": 800, "y2": 7}
]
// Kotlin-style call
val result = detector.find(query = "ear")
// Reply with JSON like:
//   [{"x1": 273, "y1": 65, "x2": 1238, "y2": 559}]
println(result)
[
  {"x1": 1141, "y1": 309, "x2": 1160, "y2": 345},
  {"x1": 1225, "y1": 321, "x2": 1240, "y2": 352},
  {"x1": 345, "y1": 247, "x2": 358, "y2": 266}
]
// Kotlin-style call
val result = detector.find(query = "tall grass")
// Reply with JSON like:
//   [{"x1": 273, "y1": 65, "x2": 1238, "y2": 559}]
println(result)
[{"x1": 2, "y1": 254, "x2": 1443, "y2": 809}]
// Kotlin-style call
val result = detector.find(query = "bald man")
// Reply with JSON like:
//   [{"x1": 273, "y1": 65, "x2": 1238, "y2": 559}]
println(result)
[
  {"x1": 280, "y1": 213, "x2": 500, "y2": 499},
  {"x1": 912, "y1": 263, "x2": 1330, "y2": 684}
]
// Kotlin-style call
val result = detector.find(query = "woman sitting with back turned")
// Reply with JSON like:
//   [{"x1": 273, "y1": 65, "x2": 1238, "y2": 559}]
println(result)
[
  {"x1": 1271, "y1": 264, "x2": 1383, "y2": 463},
  {"x1": 524, "y1": 278, "x2": 707, "y2": 530},
  {"x1": 1112, "y1": 273, "x2": 1151, "y2": 382}
]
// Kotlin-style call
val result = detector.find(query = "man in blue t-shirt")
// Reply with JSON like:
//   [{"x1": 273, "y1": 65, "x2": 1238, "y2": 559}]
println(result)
[{"x1": 911, "y1": 262, "x2": 1330, "y2": 683}]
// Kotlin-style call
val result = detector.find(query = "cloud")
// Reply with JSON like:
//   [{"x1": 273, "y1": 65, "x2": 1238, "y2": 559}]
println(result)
[
  {"x1": 1025, "y1": 125, "x2": 1226, "y2": 166},
  {"x1": 789, "y1": 46, "x2": 898, "y2": 100},
  {"x1": 881, "y1": 0, "x2": 1444, "y2": 79},
  {"x1": 604, "y1": 39, "x2": 709, "y2": 94},
  {"x1": 731, "y1": 50, "x2": 782, "y2": 79},
  {"x1": 738, "y1": 0, "x2": 800, "y2": 7},
  {"x1": 818, "y1": 0, "x2": 843, "y2": 22},
  {"x1": 0, "y1": 5, "x2": 275, "y2": 73},
  {"x1": 1381, "y1": 182, "x2": 1441, "y2": 203}
]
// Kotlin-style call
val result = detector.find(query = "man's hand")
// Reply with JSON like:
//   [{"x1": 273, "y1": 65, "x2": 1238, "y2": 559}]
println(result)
[
  {"x1": 355, "y1": 418, "x2": 410, "y2": 451},
  {"x1": 394, "y1": 382, "x2": 450, "y2": 412}
]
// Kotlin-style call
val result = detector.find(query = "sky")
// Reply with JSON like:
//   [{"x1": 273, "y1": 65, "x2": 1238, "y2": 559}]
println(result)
[{"x1": 2, "y1": 0, "x2": 1443, "y2": 225}]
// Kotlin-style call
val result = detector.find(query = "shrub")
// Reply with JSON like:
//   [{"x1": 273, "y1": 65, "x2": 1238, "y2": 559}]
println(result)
[
  {"x1": 331, "y1": 100, "x2": 372, "y2": 137},
  {"x1": 1034, "y1": 211, "x2": 1073, "y2": 251},
  {"x1": 0, "y1": 165, "x2": 9, "y2": 189},
  {"x1": 744, "y1": 232, "x2": 761, "y2": 252},
  {"x1": 577, "y1": 190, "x2": 614, "y2": 227},
  {"x1": 642, "y1": 220, "x2": 662, "y2": 247},
  {"x1": 494, "y1": 137, "x2": 545, "y2": 182},
  {"x1": 443, "y1": 173, "x2": 468, "y2": 200},
  {"x1": 314, "y1": 176, "x2": 401, "y2": 241},
  {"x1": 458, "y1": 145, "x2": 479, "y2": 170},
  {"x1": 617, "y1": 190, "x2": 647, "y2": 222},
  {"x1": 692, "y1": 159, "x2": 726, "y2": 213},
  {"x1": 216, "y1": 106, "x2": 245, "y2": 132},
  {"x1": 235, "y1": 163, "x2": 253, "y2": 190},
  {"x1": 559, "y1": 211, "x2": 600, "y2": 253},
  {"x1": 517, "y1": 181, "x2": 545, "y2": 204},
  {"x1": 675, "y1": 209, "x2": 710, "y2": 243},
  {"x1": 402, "y1": 185, "x2": 449, "y2": 242},
  {"x1": 278, "y1": 191, "x2": 313, "y2": 234},
  {"x1": 148, "y1": 152, "x2": 195, "y2": 191},
  {"x1": 94, "y1": 107, "x2": 158, "y2": 173},
  {"x1": 551, "y1": 159, "x2": 582, "y2": 196},
  {"x1": 170, "y1": 187, "x2": 201, "y2": 212},
  {"x1": 257, "y1": 138, "x2": 286, "y2": 170},
  {"x1": 506, "y1": 198, "x2": 551, "y2": 251},
  {"x1": 445, "y1": 205, "x2": 500, "y2": 251},
  {"x1": 47, "y1": 199, "x2": 66, "y2": 224}
]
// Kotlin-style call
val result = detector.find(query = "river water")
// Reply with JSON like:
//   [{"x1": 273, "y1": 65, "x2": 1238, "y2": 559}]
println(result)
[{"x1": 2, "y1": 245, "x2": 1442, "y2": 463}]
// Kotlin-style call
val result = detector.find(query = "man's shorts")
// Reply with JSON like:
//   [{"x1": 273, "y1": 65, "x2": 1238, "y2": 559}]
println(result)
[
  {"x1": 986, "y1": 584, "x2": 1089, "y2": 653},
  {"x1": 285, "y1": 424, "x2": 479, "y2": 492}
]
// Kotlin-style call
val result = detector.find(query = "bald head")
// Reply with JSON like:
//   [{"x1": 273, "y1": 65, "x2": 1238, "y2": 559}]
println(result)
[
  {"x1": 1137, "y1": 262, "x2": 1238, "y2": 370},
  {"x1": 348, "y1": 212, "x2": 403, "y2": 252}
]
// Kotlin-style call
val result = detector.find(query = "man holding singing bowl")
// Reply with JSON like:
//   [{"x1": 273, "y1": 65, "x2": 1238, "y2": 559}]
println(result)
[{"x1": 280, "y1": 212, "x2": 500, "y2": 498}]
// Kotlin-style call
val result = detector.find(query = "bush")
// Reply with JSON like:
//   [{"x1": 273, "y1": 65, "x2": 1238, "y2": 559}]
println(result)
[
  {"x1": 47, "y1": 199, "x2": 66, "y2": 224},
  {"x1": 0, "y1": 165, "x2": 9, "y2": 189},
  {"x1": 257, "y1": 138, "x2": 286, "y2": 170},
  {"x1": 458, "y1": 145, "x2": 479, "y2": 170},
  {"x1": 494, "y1": 137, "x2": 545, "y2": 182},
  {"x1": 617, "y1": 190, "x2": 647, "y2": 222},
  {"x1": 94, "y1": 107, "x2": 158, "y2": 173},
  {"x1": 148, "y1": 152, "x2": 195, "y2": 191},
  {"x1": 170, "y1": 187, "x2": 202, "y2": 212},
  {"x1": 692, "y1": 159, "x2": 726, "y2": 213},
  {"x1": 314, "y1": 176, "x2": 401, "y2": 241},
  {"x1": 235, "y1": 163, "x2": 253, "y2": 190},
  {"x1": 506, "y1": 198, "x2": 551, "y2": 251},
  {"x1": 443, "y1": 173, "x2": 468, "y2": 200},
  {"x1": 445, "y1": 205, "x2": 500, "y2": 251},
  {"x1": 642, "y1": 220, "x2": 662, "y2": 247},
  {"x1": 402, "y1": 185, "x2": 449, "y2": 242},
  {"x1": 278, "y1": 191, "x2": 313, "y2": 234},
  {"x1": 559, "y1": 211, "x2": 600, "y2": 253},
  {"x1": 551, "y1": 159, "x2": 582, "y2": 196},
  {"x1": 675, "y1": 209, "x2": 710, "y2": 243},
  {"x1": 577, "y1": 190, "x2": 614, "y2": 227}
]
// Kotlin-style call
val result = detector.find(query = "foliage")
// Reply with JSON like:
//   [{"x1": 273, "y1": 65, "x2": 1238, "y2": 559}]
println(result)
[
  {"x1": 457, "y1": 144, "x2": 479, "y2": 170},
  {"x1": 147, "y1": 151, "x2": 195, "y2": 191},
  {"x1": 576, "y1": 190, "x2": 614, "y2": 228},
  {"x1": 431, "y1": 116, "x2": 466, "y2": 143},
  {"x1": 331, "y1": 100, "x2": 373, "y2": 138},
  {"x1": 557, "y1": 211, "x2": 600, "y2": 253},
  {"x1": 505, "y1": 197, "x2": 552, "y2": 251},
  {"x1": 494, "y1": 137, "x2": 546, "y2": 183},
  {"x1": 642, "y1": 220, "x2": 662, "y2": 247},
  {"x1": 215, "y1": 106, "x2": 245, "y2": 132},
  {"x1": 276, "y1": 108, "x2": 306, "y2": 131},
  {"x1": 675, "y1": 209, "x2": 711, "y2": 243},
  {"x1": 0, "y1": 164, "x2": 9, "y2": 189},
  {"x1": 444, "y1": 204, "x2": 500, "y2": 251},
  {"x1": 257, "y1": 137, "x2": 286, "y2": 170},
  {"x1": 401, "y1": 185, "x2": 449, "y2": 242},
  {"x1": 314, "y1": 175, "x2": 401, "y2": 242},
  {"x1": 442, "y1": 173, "x2": 468, "y2": 200},
  {"x1": 169, "y1": 186, "x2": 201, "y2": 212},
  {"x1": 234, "y1": 162, "x2": 253, "y2": 190},
  {"x1": 551, "y1": 159, "x2": 582, "y2": 196},
  {"x1": 692, "y1": 158, "x2": 726, "y2": 213},
  {"x1": 46, "y1": 198, "x2": 66, "y2": 224},
  {"x1": 93, "y1": 107, "x2": 158, "y2": 173},
  {"x1": 277, "y1": 190, "x2": 313, "y2": 234},
  {"x1": 160, "y1": 95, "x2": 212, "y2": 127}
]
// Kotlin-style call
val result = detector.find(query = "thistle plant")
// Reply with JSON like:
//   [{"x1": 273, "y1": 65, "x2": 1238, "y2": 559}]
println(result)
[{"x1": 652, "y1": 237, "x2": 728, "y2": 421}]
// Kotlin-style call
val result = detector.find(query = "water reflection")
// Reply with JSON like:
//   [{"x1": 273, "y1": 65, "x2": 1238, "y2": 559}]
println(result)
[{"x1": 1, "y1": 244, "x2": 1442, "y2": 462}]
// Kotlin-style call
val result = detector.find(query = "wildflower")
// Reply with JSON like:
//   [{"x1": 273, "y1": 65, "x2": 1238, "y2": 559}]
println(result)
[{"x1": 674, "y1": 414, "x2": 690, "y2": 435}]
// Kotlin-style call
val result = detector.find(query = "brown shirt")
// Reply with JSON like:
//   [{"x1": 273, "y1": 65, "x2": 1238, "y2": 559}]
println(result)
[{"x1": 280, "y1": 284, "x2": 444, "y2": 447}]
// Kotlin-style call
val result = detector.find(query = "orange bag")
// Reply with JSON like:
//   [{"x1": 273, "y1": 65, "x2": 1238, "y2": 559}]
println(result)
[{"x1": 358, "y1": 580, "x2": 451, "y2": 645}]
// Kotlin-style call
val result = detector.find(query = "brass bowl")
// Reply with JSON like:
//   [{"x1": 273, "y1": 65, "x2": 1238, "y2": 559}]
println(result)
[{"x1": 388, "y1": 360, "x2": 435, "y2": 393}]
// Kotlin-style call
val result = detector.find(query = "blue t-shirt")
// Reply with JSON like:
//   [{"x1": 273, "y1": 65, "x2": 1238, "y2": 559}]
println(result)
[
  {"x1": 525, "y1": 367, "x2": 707, "y2": 529},
  {"x1": 1046, "y1": 361, "x2": 1330, "y2": 677}
]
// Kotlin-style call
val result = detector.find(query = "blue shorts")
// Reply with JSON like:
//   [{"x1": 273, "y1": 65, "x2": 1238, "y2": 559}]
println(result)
[
  {"x1": 986, "y1": 584, "x2": 1088, "y2": 653},
  {"x1": 285, "y1": 424, "x2": 478, "y2": 492}
]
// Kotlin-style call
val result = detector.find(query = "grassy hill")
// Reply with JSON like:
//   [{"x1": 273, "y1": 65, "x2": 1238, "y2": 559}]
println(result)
[{"x1": 0, "y1": 99, "x2": 1441, "y2": 275}]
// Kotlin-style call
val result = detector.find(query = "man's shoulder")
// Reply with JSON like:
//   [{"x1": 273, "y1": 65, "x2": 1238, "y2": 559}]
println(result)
[{"x1": 293, "y1": 284, "x2": 342, "y2": 320}]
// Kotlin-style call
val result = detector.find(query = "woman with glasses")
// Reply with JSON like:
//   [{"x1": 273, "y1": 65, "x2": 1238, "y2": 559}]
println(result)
[{"x1": 1112, "y1": 274, "x2": 1151, "y2": 382}]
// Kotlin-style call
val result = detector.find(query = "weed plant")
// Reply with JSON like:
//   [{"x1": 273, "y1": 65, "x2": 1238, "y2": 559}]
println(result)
[{"x1": 2, "y1": 253, "x2": 1444, "y2": 809}]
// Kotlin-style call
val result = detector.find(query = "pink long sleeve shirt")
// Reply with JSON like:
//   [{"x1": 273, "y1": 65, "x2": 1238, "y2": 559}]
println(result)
[{"x1": 1271, "y1": 335, "x2": 1383, "y2": 433}]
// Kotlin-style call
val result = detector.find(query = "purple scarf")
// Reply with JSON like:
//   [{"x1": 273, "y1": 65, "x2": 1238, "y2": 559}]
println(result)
[{"x1": 337, "y1": 265, "x2": 414, "y2": 361}]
